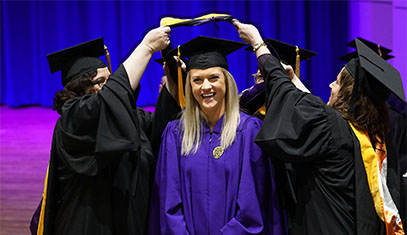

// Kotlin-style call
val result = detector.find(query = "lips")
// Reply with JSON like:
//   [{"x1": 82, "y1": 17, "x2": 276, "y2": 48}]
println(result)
[{"x1": 201, "y1": 92, "x2": 215, "y2": 99}]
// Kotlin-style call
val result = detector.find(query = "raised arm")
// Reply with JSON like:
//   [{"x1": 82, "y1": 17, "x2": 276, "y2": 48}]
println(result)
[
  {"x1": 233, "y1": 21, "x2": 310, "y2": 93},
  {"x1": 282, "y1": 63, "x2": 310, "y2": 93},
  {"x1": 233, "y1": 21, "x2": 334, "y2": 163},
  {"x1": 232, "y1": 21, "x2": 270, "y2": 58},
  {"x1": 123, "y1": 26, "x2": 171, "y2": 90}
]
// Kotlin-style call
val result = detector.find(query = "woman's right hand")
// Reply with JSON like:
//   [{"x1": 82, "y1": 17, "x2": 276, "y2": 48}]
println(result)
[
  {"x1": 141, "y1": 26, "x2": 171, "y2": 54},
  {"x1": 232, "y1": 21, "x2": 263, "y2": 46}
]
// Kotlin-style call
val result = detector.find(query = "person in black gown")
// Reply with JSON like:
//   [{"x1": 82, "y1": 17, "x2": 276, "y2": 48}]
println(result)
[
  {"x1": 340, "y1": 39, "x2": 407, "y2": 229},
  {"x1": 37, "y1": 26, "x2": 175, "y2": 235},
  {"x1": 233, "y1": 21, "x2": 405, "y2": 235}
]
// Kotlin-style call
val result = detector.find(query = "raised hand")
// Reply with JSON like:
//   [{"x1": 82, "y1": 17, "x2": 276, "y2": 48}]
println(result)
[
  {"x1": 141, "y1": 26, "x2": 171, "y2": 53},
  {"x1": 232, "y1": 21, "x2": 263, "y2": 46}
]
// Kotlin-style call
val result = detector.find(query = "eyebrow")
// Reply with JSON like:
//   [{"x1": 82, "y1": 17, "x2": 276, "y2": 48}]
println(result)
[{"x1": 191, "y1": 71, "x2": 222, "y2": 79}]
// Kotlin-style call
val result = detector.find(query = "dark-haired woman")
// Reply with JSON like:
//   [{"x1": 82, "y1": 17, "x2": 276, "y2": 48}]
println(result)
[
  {"x1": 38, "y1": 26, "x2": 174, "y2": 235},
  {"x1": 233, "y1": 21, "x2": 404, "y2": 235}
]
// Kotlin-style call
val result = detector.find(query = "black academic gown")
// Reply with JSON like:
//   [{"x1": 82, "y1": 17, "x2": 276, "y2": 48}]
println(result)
[
  {"x1": 254, "y1": 54, "x2": 401, "y2": 235},
  {"x1": 42, "y1": 65, "x2": 156, "y2": 235},
  {"x1": 388, "y1": 106, "x2": 407, "y2": 229}
]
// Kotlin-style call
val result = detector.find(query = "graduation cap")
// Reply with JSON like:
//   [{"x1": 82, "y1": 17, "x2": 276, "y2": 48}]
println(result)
[
  {"x1": 339, "y1": 51, "x2": 394, "y2": 61},
  {"x1": 246, "y1": 38, "x2": 317, "y2": 78},
  {"x1": 340, "y1": 37, "x2": 394, "y2": 61},
  {"x1": 168, "y1": 36, "x2": 246, "y2": 71},
  {"x1": 345, "y1": 38, "x2": 405, "y2": 106},
  {"x1": 166, "y1": 36, "x2": 246, "y2": 107},
  {"x1": 241, "y1": 39, "x2": 317, "y2": 116},
  {"x1": 47, "y1": 37, "x2": 110, "y2": 86}
]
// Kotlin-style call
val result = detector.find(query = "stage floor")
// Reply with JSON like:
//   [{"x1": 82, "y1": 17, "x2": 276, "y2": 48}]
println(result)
[
  {"x1": 0, "y1": 106, "x2": 58, "y2": 234},
  {"x1": 0, "y1": 105, "x2": 155, "y2": 234}
]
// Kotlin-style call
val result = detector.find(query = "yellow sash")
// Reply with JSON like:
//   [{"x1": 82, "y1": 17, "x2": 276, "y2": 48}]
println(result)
[{"x1": 349, "y1": 122, "x2": 404, "y2": 234}]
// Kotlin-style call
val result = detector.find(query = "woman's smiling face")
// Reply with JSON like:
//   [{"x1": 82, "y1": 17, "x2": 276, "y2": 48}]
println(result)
[{"x1": 189, "y1": 66, "x2": 226, "y2": 117}]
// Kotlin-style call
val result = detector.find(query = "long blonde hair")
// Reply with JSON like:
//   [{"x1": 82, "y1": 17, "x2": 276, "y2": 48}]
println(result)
[{"x1": 181, "y1": 68, "x2": 240, "y2": 155}]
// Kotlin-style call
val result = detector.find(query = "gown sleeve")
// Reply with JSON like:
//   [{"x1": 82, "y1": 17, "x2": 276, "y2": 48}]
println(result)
[
  {"x1": 57, "y1": 64, "x2": 142, "y2": 176},
  {"x1": 150, "y1": 85, "x2": 181, "y2": 159},
  {"x1": 148, "y1": 121, "x2": 190, "y2": 235},
  {"x1": 221, "y1": 117, "x2": 271, "y2": 235},
  {"x1": 254, "y1": 54, "x2": 336, "y2": 163}
]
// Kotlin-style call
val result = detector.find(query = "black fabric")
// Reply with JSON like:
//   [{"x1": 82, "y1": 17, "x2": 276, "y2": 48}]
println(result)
[
  {"x1": 239, "y1": 82, "x2": 265, "y2": 116},
  {"x1": 150, "y1": 85, "x2": 181, "y2": 159},
  {"x1": 388, "y1": 107, "x2": 407, "y2": 229},
  {"x1": 254, "y1": 54, "x2": 402, "y2": 234},
  {"x1": 42, "y1": 65, "x2": 156, "y2": 235}
]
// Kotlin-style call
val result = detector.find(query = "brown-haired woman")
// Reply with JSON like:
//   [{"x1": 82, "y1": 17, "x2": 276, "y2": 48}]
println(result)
[{"x1": 233, "y1": 21, "x2": 405, "y2": 235}]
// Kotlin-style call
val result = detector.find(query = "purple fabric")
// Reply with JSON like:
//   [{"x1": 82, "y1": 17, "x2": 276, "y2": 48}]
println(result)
[
  {"x1": 239, "y1": 82, "x2": 265, "y2": 106},
  {"x1": 29, "y1": 199, "x2": 42, "y2": 235},
  {"x1": 149, "y1": 112, "x2": 286, "y2": 235}
]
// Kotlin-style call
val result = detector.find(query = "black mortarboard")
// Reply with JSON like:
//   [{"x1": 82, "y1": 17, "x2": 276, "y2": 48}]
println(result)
[
  {"x1": 339, "y1": 37, "x2": 394, "y2": 61},
  {"x1": 168, "y1": 36, "x2": 246, "y2": 71},
  {"x1": 166, "y1": 36, "x2": 245, "y2": 107},
  {"x1": 348, "y1": 37, "x2": 392, "y2": 54},
  {"x1": 241, "y1": 39, "x2": 317, "y2": 115},
  {"x1": 246, "y1": 38, "x2": 317, "y2": 77},
  {"x1": 339, "y1": 51, "x2": 394, "y2": 61},
  {"x1": 47, "y1": 37, "x2": 107, "y2": 86},
  {"x1": 345, "y1": 38, "x2": 405, "y2": 103}
]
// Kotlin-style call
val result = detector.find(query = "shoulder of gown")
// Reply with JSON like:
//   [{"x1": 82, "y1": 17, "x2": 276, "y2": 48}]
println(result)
[{"x1": 255, "y1": 54, "x2": 354, "y2": 163}]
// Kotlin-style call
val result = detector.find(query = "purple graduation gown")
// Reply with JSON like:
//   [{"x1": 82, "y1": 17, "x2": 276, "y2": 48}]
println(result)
[{"x1": 149, "y1": 112, "x2": 285, "y2": 235}]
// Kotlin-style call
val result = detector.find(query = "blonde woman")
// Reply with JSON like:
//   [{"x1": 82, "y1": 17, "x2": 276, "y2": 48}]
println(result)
[{"x1": 148, "y1": 36, "x2": 285, "y2": 235}]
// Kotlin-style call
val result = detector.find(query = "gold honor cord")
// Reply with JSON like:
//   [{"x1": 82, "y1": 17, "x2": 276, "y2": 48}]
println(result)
[
  {"x1": 37, "y1": 165, "x2": 50, "y2": 235},
  {"x1": 104, "y1": 45, "x2": 112, "y2": 73},
  {"x1": 295, "y1": 46, "x2": 300, "y2": 78},
  {"x1": 160, "y1": 13, "x2": 233, "y2": 27},
  {"x1": 177, "y1": 46, "x2": 186, "y2": 108}
]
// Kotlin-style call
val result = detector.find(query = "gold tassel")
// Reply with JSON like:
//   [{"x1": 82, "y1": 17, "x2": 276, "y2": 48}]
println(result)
[
  {"x1": 377, "y1": 44, "x2": 383, "y2": 57},
  {"x1": 104, "y1": 45, "x2": 112, "y2": 73},
  {"x1": 295, "y1": 46, "x2": 300, "y2": 78},
  {"x1": 177, "y1": 46, "x2": 186, "y2": 108}
]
